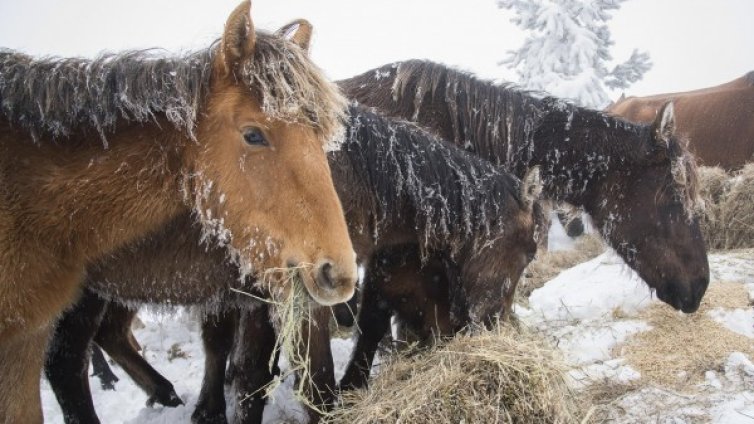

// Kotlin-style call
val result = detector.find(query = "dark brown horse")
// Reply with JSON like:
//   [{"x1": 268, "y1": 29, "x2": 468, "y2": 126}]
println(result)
[
  {"x1": 607, "y1": 71, "x2": 754, "y2": 170},
  {"x1": 339, "y1": 59, "x2": 710, "y2": 313},
  {"x1": 46, "y1": 105, "x2": 542, "y2": 423},
  {"x1": 0, "y1": 3, "x2": 358, "y2": 421}
]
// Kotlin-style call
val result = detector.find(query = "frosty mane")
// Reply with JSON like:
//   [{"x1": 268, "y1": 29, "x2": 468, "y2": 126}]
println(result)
[
  {"x1": 0, "y1": 32, "x2": 346, "y2": 147},
  {"x1": 391, "y1": 59, "x2": 543, "y2": 164},
  {"x1": 374, "y1": 60, "x2": 700, "y2": 215},
  {"x1": 334, "y1": 105, "x2": 525, "y2": 256}
]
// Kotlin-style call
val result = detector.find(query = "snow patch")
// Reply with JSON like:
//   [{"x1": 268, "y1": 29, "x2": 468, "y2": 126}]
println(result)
[{"x1": 528, "y1": 251, "x2": 655, "y2": 322}]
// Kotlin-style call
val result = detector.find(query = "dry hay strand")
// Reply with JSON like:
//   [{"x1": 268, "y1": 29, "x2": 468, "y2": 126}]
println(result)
[
  {"x1": 580, "y1": 380, "x2": 644, "y2": 422},
  {"x1": 720, "y1": 163, "x2": 754, "y2": 249},
  {"x1": 327, "y1": 326, "x2": 591, "y2": 424},
  {"x1": 697, "y1": 166, "x2": 729, "y2": 249},
  {"x1": 231, "y1": 265, "x2": 321, "y2": 413},
  {"x1": 698, "y1": 164, "x2": 754, "y2": 249},
  {"x1": 697, "y1": 166, "x2": 730, "y2": 204},
  {"x1": 517, "y1": 234, "x2": 605, "y2": 303},
  {"x1": 615, "y1": 281, "x2": 754, "y2": 388}
]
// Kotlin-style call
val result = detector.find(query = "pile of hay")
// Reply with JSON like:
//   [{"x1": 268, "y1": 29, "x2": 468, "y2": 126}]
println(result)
[
  {"x1": 327, "y1": 327, "x2": 590, "y2": 424},
  {"x1": 698, "y1": 164, "x2": 754, "y2": 249},
  {"x1": 517, "y1": 234, "x2": 605, "y2": 303},
  {"x1": 615, "y1": 281, "x2": 754, "y2": 388}
]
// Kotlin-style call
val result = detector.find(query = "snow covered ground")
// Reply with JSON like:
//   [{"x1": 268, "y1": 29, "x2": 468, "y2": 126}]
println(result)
[
  {"x1": 40, "y1": 224, "x2": 754, "y2": 423},
  {"x1": 520, "y1": 249, "x2": 754, "y2": 423}
]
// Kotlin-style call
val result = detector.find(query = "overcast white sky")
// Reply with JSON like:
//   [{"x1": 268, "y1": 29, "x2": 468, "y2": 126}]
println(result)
[{"x1": 1, "y1": 0, "x2": 752, "y2": 99}]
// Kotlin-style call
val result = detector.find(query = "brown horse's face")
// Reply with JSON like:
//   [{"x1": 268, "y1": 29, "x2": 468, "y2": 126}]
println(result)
[
  {"x1": 188, "y1": 2, "x2": 356, "y2": 306},
  {"x1": 456, "y1": 169, "x2": 541, "y2": 328},
  {"x1": 383, "y1": 253, "x2": 454, "y2": 341},
  {"x1": 459, "y1": 206, "x2": 539, "y2": 328},
  {"x1": 592, "y1": 103, "x2": 708, "y2": 313}
]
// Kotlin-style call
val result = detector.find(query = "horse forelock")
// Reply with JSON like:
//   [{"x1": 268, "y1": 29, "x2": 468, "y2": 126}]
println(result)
[
  {"x1": 669, "y1": 138, "x2": 703, "y2": 219},
  {"x1": 239, "y1": 33, "x2": 347, "y2": 152},
  {"x1": 0, "y1": 31, "x2": 346, "y2": 149}
]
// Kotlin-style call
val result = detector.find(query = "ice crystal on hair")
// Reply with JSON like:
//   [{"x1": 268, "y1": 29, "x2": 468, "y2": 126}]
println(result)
[{"x1": 0, "y1": 30, "x2": 347, "y2": 149}]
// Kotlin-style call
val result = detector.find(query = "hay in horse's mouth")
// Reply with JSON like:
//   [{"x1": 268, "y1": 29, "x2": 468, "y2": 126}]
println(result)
[{"x1": 232, "y1": 265, "x2": 322, "y2": 412}]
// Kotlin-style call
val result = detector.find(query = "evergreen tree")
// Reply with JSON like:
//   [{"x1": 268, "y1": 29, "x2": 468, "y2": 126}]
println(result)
[{"x1": 498, "y1": 0, "x2": 651, "y2": 108}]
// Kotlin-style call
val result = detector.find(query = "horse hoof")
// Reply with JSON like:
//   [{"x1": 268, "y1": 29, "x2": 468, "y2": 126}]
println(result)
[
  {"x1": 191, "y1": 409, "x2": 228, "y2": 424},
  {"x1": 146, "y1": 389, "x2": 183, "y2": 408},
  {"x1": 99, "y1": 378, "x2": 118, "y2": 391},
  {"x1": 337, "y1": 377, "x2": 368, "y2": 393},
  {"x1": 92, "y1": 371, "x2": 119, "y2": 391}
]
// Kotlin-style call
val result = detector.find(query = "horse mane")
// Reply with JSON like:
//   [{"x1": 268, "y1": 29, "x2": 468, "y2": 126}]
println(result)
[
  {"x1": 0, "y1": 32, "x2": 345, "y2": 148},
  {"x1": 390, "y1": 59, "x2": 545, "y2": 165},
  {"x1": 389, "y1": 60, "x2": 701, "y2": 218},
  {"x1": 336, "y1": 104, "x2": 525, "y2": 257}
]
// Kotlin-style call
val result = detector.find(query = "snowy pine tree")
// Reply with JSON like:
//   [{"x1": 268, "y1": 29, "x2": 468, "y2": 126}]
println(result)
[{"x1": 498, "y1": 0, "x2": 651, "y2": 109}]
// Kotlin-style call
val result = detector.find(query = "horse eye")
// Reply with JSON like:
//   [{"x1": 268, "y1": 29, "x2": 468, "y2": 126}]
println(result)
[{"x1": 243, "y1": 128, "x2": 268, "y2": 146}]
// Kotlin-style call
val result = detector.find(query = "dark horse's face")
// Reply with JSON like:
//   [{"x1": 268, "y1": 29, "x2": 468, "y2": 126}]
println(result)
[
  {"x1": 595, "y1": 103, "x2": 709, "y2": 312},
  {"x1": 454, "y1": 168, "x2": 542, "y2": 327},
  {"x1": 458, "y1": 209, "x2": 539, "y2": 328}
]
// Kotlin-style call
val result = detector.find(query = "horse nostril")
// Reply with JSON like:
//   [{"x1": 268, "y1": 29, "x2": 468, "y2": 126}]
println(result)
[{"x1": 316, "y1": 262, "x2": 336, "y2": 289}]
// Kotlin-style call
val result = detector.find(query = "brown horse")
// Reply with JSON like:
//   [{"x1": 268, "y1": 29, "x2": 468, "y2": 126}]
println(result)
[
  {"x1": 0, "y1": 2, "x2": 358, "y2": 422},
  {"x1": 339, "y1": 60, "x2": 710, "y2": 313},
  {"x1": 607, "y1": 71, "x2": 754, "y2": 170},
  {"x1": 45, "y1": 105, "x2": 542, "y2": 423}
]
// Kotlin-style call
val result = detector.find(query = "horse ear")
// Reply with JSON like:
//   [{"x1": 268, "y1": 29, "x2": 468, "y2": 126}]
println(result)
[
  {"x1": 276, "y1": 19, "x2": 313, "y2": 53},
  {"x1": 521, "y1": 166, "x2": 543, "y2": 210},
  {"x1": 222, "y1": 1, "x2": 256, "y2": 76},
  {"x1": 653, "y1": 101, "x2": 676, "y2": 145}
]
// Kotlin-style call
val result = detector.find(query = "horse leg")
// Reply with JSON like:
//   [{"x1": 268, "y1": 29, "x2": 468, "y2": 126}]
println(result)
[
  {"x1": 534, "y1": 199, "x2": 551, "y2": 250},
  {"x1": 90, "y1": 344, "x2": 119, "y2": 391},
  {"x1": 224, "y1": 323, "x2": 240, "y2": 385},
  {"x1": 45, "y1": 288, "x2": 108, "y2": 424},
  {"x1": 296, "y1": 307, "x2": 336, "y2": 423},
  {"x1": 338, "y1": 265, "x2": 392, "y2": 391},
  {"x1": 0, "y1": 326, "x2": 49, "y2": 424},
  {"x1": 555, "y1": 204, "x2": 585, "y2": 238},
  {"x1": 94, "y1": 302, "x2": 182, "y2": 408},
  {"x1": 230, "y1": 305, "x2": 276, "y2": 424},
  {"x1": 192, "y1": 311, "x2": 237, "y2": 424},
  {"x1": 501, "y1": 272, "x2": 522, "y2": 323}
]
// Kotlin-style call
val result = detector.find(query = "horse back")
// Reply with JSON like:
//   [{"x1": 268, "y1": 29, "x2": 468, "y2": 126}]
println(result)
[{"x1": 608, "y1": 74, "x2": 754, "y2": 170}]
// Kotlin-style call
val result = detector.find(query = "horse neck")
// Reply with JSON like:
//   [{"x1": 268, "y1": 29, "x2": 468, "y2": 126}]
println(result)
[
  {"x1": 86, "y1": 212, "x2": 238, "y2": 305},
  {"x1": 2, "y1": 122, "x2": 187, "y2": 262},
  {"x1": 512, "y1": 104, "x2": 646, "y2": 207}
]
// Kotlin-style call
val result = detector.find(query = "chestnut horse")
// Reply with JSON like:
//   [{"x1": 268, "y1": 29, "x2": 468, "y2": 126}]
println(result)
[
  {"x1": 339, "y1": 60, "x2": 710, "y2": 313},
  {"x1": 607, "y1": 71, "x2": 754, "y2": 170},
  {"x1": 46, "y1": 105, "x2": 542, "y2": 423},
  {"x1": 0, "y1": 2, "x2": 358, "y2": 422}
]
